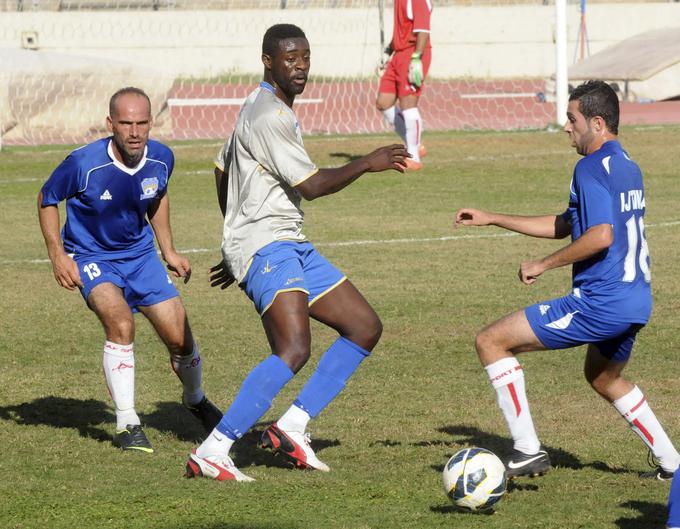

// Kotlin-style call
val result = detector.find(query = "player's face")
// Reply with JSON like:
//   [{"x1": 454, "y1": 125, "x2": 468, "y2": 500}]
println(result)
[
  {"x1": 564, "y1": 100, "x2": 595, "y2": 156},
  {"x1": 270, "y1": 38, "x2": 311, "y2": 101},
  {"x1": 107, "y1": 93, "x2": 152, "y2": 168}
]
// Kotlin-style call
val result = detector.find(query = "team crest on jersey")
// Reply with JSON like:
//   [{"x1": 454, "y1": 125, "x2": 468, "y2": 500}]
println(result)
[{"x1": 139, "y1": 177, "x2": 159, "y2": 200}]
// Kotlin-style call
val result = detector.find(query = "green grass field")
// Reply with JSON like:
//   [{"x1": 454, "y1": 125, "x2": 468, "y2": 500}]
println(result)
[{"x1": 1, "y1": 127, "x2": 679, "y2": 529}]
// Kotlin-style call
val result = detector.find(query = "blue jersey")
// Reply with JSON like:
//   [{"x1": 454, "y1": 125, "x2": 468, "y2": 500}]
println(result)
[
  {"x1": 41, "y1": 138, "x2": 174, "y2": 260},
  {"x1": 563, "y1": 140, "x2": 651, "y2": 323}
]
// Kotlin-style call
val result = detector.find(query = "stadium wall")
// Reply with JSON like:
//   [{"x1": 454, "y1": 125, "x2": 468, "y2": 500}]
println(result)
[{"x1": 2, "y1": 4, "x2": 680, "y2": 78}]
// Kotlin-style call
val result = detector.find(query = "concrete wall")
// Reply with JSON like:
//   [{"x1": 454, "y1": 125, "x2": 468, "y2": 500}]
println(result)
[{"x1": 1, "y1": 4, "x2": 680, "y2": 78}]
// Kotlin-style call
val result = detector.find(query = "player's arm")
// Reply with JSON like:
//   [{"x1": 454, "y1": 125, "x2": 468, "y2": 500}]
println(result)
[
  {"x1": 147, "y1": 194, "x2": 191, "y2": 283},
  {"x1": 413, "y1": 31, "x2": 429, "y2": 56},
  {"x1": 295, "y1": 144, "x2": 409, "y2": 200},
  {"x1": 455, "y1": 208, "x2": 571, "y2": 239},
  {"x1": 37, "y1": 191, "x2": 83, "y2": 290},
  {"x1": 519, "y1": 223, "x2": 613, "y2": 285}
]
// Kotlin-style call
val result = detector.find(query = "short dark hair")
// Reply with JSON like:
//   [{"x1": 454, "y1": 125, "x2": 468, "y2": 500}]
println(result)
[
  {"x1": 109, "y1": 87, "x2": 151, "y2": 118},
  {"x1": 262, "y1": 24, "x2": 307, "y2": 57},
  {"x1": 569, "y1": 80, "x2": 619, "y2": 135}
]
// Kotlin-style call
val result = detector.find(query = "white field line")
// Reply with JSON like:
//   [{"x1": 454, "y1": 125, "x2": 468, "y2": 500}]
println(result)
[{"x1": 5, "y1": 220, "x2": 680, "y2": 266}]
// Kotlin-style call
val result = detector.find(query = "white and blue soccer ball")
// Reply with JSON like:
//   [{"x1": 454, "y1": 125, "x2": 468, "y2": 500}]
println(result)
[{"x1": 442, "y1": 447, "x2": 507, "y2": 512}]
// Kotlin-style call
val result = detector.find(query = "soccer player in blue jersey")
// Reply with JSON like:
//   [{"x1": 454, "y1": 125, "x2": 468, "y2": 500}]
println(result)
[
  {"x1": 37, "y1": 87, "x2": 221, "y2": 453},
  {"x1": 184, "y1": 24, "x2": 409, "y2": 482},
  {"x1": 455, "y1": 80, "x2": 680, "y2": 480}
]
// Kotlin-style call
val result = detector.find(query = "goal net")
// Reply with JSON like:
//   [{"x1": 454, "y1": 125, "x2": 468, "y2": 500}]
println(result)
[{"x1": 3, "y1": 0, "x2": 670, "y2": 147}]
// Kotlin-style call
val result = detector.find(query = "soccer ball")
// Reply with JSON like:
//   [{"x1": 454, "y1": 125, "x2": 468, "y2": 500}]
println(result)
[{"x1": 442, "y1": 447, "x2": 507, "y2": 512}]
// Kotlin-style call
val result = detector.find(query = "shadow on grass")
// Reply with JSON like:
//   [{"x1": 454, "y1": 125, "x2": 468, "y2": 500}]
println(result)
[
  {"x1": 615, "y1": 500, "x2": 666, "y2": 529},
  {"x1": 227, "y1": 422, "x2": 341, "y2": 470},
  {"x1": 329, "y1": 152, "x2": 362, "y2": 163},
  {"x1": 0, "y1": 396, "x2": 114, "y2": 442},
  {"x1": 163, "y1": 523, "x2": 298, "y2": 529},
  {"x1": 433, "y1": 424, "x2": 636, "y2": 476},
  {"x1": 0, "y1": 397, "x2": 216, "y2": 445}
]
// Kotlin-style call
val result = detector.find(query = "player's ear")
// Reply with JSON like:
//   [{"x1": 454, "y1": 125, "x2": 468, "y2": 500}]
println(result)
[
  {"x1": 262, "y1": 53, "x2": 272, "y2": 70},
  {"x1": 593, "y1": 115, "x2": 605, "y2": 133},
  {"x1": 106, "y1": 115, "x2": 113, "y2": 133}
]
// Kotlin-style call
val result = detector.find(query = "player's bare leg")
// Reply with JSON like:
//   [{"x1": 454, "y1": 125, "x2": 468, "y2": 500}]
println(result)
[
  {"x1": 585, "y1": 344, "x2": 680, "y2": 478},
  {"x1": 140, "y1": 298, "x2": 221, "y2": 432},
  {"x1": 88, "y1": 283, "x2": 151, "y2": 452},
  {"x1": 263, "y1": 282, "x2": 381, "y2": 471},
  {"x1": 475, "y1": 309, "x2": 550, "y2": 477}
]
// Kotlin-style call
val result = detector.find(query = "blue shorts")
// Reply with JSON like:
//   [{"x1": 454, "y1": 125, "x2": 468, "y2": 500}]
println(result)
[
  {"x1": 73, "y1": 250, "x2": 179, "y2": 313},
  {"x1": 240, "y1": 241, "x2": 346, "y2": 315},
  {"x1": 525, "y1": 290, "x2": 644, "y2": 362}
]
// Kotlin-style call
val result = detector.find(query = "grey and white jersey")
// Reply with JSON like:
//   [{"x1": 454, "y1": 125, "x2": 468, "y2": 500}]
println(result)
[{"x1": 215, "y1": 84, "x2": 318, "y2": 281}]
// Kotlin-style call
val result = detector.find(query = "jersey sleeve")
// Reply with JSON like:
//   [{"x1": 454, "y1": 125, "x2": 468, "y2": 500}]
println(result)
[
  {"x1": 574, "y1": 161, "x2": 613, "y2": 230},
  {"x1": 214, "y1": 136, "x2": 232, "y2": 172},
  {"x1": 154, "y1": 144, "x2": 174, "y2": 199},
  {"x1": 40, "y1": 153, "x2": 84, "y2": 206},
  {"x1": 412, "y1": 0, "x2": 432, "y2": 33},
  {"x1": 250, "y1": 110, "x2": 318, "y2": 187}
]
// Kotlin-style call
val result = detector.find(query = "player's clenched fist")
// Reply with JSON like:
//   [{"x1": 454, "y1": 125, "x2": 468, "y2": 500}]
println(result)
[
  {"x1": 364, "y1": 144, "x2": 410, "y2": 173},
  {"x1": 454, "y1": 208, "x2": 494, "y2": 228}
]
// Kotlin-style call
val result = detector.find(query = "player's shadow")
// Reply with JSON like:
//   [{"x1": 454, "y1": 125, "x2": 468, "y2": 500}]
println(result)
[
  {"x1": 432, "y1": 424, "x2": 637, "y2": 476},
  {"x1": 142, "y1": 401, "x2": 222, "y2": 443},
  {"x1": 0, "y1": 396, "x2": 114, "y2": 443},
  {"x1": 0, "y1": 396, "x2": 223, "y2": 445},
  {"x1": 163, "y1": 523, "x2": 298, "y2": 529},
  {"x1": 615, "y1": 500, "x2": 666, "y2": 529},
  {"x1": 226, "y1": 422, "x2": 342, "y2": 470},
  {"x1": 329, "y1": 152, "x2": 362, "y2": 163}
]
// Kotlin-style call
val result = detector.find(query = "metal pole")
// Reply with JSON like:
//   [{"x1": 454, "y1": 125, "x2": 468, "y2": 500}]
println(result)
[{"x1": 555, "y1": 0, "x2": 568, "y2": 125}]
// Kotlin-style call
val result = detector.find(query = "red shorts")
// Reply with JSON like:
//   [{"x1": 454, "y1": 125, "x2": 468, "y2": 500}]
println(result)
[{"x1": 379, "y1": 47, "x2": 432, "y2": 98}]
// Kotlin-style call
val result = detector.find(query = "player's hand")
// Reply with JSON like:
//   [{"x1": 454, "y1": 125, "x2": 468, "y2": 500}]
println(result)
[
  {"x1": 165, "y1": 251, "x2": 192, "y2": 284},
  {"x1": 454, "y1": 208, "x2": 494, "y2": 228},
  {"x1": 363, "y1": 144, "x2": 410, "y2": 173},
  {"x1": 408, "y1": 53, "x2": 424, "y2": 88},
  {"x1": 51, "y1": 252, "x2": 83, "y2": 290},
  {"x1": 519, "y1": 259, "x2": 546, "y2": 285},
  {"x1": 209, "y1": 260, "x2": 236, "y2": 290}
]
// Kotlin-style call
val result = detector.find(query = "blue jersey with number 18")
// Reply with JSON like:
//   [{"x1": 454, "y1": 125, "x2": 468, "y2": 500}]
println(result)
[
  {"x1": 563, "y1": 140, "x2": 652, "y2": 323},
  {"x1": 40, "y1": 137, "x2": 174, "y2": 260}
]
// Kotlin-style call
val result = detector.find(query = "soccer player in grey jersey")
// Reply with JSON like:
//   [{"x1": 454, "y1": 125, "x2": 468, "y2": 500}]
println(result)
[{"x1": 185, "y1": 24, "x2": 409, "y2": 481}]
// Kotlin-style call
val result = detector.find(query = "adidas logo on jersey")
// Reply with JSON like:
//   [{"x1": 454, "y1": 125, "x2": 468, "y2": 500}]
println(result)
[{"x1": 100, "y1": 189, "x2": 112, "y2": 200}]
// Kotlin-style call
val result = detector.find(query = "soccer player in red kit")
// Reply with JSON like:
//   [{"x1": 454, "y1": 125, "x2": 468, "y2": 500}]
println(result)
[{"x1": 376, "y1": 0, "x2": 432, "y2": 171}]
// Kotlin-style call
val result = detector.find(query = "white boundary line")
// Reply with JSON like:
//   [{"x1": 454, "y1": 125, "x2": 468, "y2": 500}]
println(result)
[{"x1": 5, "y1": 220, "x2": 679, "y2": 266}]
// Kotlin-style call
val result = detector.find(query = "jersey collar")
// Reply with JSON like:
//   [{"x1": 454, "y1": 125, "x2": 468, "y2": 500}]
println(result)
[
  {"x1": 107, "y1": 139, "x2": 148, "y2": 175},
  {"x1": 260, "y1": 81, "x2": 276, "y2": 94}
]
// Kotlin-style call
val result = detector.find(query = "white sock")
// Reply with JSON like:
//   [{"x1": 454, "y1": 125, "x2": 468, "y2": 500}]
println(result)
[
  {"x1": 382, "y1": 105, "x2": 407, "y2": 143},
  {"x1": 485, "y1": 356, "x2": 541, "y2": 455},
  {"x1": 102, "y1": 341, "x2": 140, "y2": 430},
  {"x1": 277, "y1": 404, "x2": 311, "y2": 434},
  {"x1": 196, "y1": 428, "x2": 234, "y2": 459},
  {"x1": 402, "y1": 107, "x2": 422, "y2": 162},
  {"x1": 171, "y1": 342, "x2": 205, "y2": 406},
  {"x1": 613, "y1": 386, "x2": 680, "y2": 473}
]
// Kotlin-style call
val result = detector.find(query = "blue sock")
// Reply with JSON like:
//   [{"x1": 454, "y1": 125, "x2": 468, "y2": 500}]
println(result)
[
  {"x1": 294, "y1": 336, "x2": 370, "y2": 418},
  {"x1": 216, "y1": 355, "x2": 293, "y2": 439},
  {"x1": 669, "y1": 468, "x2": 680, "y2": 528}
]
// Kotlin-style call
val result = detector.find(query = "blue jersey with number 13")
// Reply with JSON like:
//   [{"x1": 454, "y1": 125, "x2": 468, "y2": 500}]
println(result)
[{"x1": 40, "y1": 138, "x2": 174, "y2": 260}]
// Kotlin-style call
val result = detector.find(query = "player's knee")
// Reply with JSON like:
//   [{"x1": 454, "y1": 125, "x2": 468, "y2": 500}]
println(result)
[
  {"x1": 104, "y1": 318, "x2": 134, "y2": 344},
  {"x1": 347, "y1": 313, "x2": 382, "y2": 352},
  {"x1": 277, "y1": 345, "x2": 311, "y2": 374}
]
